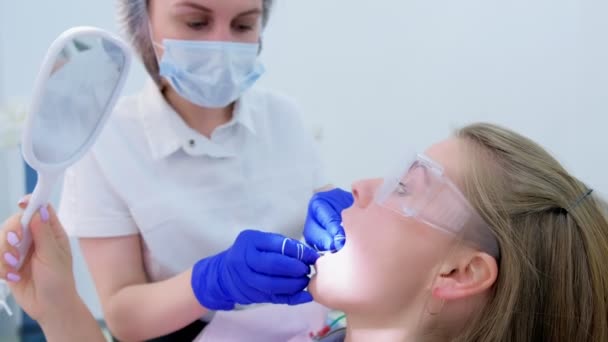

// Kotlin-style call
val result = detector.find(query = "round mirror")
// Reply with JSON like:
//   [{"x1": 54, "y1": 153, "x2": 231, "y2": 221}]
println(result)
[
  {"x1": 30, "y1": 35, "x2": 127, "y2": 164},
  {"x1": 13, "y1": 27, "x2": 131, "y2": 271}
]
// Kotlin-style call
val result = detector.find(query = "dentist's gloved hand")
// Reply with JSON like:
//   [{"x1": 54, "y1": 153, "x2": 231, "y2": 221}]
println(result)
[
  {"x1": 191, "y1": 230, "x2": 319, "y2": 311},
  {"x1": 303, "y1": 188, "x2": 354, "y2": 252}
]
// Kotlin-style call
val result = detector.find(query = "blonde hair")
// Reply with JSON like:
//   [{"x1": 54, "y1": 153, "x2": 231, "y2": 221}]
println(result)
[{"x1": 452, "y1": 123, "x2": 608, "y2": 341}]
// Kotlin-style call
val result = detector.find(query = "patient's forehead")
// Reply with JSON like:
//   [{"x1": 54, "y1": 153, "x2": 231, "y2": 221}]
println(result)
[{"x1": 423, "y1": 138, "x2": 468, "y2": 187}]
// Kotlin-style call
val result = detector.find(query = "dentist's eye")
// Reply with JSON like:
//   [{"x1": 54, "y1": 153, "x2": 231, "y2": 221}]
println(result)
[
  {"x1": 186, "y1": 18, "x2": 210, "y2": 30},
  {"x1": 233, "y1": 24, "x2": 253, "y2": 32}
]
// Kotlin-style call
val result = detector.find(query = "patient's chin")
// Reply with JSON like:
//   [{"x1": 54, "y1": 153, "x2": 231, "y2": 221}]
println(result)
[
  {"x1": 309, "y1": 275, "x2": 341, "y2": 309},
  {"x1": 308, "y1": 260, "x2": 330, "y2": 306},
  {"x1": 308, "y1": 274, "x2": 321, "y2": 301},
  {"x1": 309, "y1": 253, "x2": 344, "y2": 308},
  {"x1": 309, "y1": 273, "x2": 361, "y2": 314}
]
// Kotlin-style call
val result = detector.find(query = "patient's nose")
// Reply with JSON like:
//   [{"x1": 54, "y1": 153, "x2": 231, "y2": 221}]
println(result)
[{"x1": 352, "y1": 178, "x2": 383, "y2": 209}]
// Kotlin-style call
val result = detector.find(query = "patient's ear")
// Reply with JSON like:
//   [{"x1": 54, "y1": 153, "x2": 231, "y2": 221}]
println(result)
[{"x1": 432, "y1": 251, "x2": 498, "y2": 300}]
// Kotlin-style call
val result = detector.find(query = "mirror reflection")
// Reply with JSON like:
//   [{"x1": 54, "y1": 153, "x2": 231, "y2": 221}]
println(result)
[{"x1": 31, "y1": 35, "x2": 126, "y2": 164}]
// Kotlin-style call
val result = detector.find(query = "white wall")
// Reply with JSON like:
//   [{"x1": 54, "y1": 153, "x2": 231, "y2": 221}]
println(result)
[
  {"x1": 259, "y1": 0, "x2": 608, "y2": 192},
  {"x1": 1, "y1": 0, "x2": 607, "y2": 322}
]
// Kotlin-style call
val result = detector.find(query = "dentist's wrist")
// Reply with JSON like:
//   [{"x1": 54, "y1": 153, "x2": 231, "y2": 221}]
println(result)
[{"x1": 191, "y1": 252, "x2": 234, "y2": 310}]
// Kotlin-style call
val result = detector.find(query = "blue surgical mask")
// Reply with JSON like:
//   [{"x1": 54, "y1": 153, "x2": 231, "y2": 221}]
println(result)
[{"x1": 154, "y1": 39, "x2": 265, "y2": 108}]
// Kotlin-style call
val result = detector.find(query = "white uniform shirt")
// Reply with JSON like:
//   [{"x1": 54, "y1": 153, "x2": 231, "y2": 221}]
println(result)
[{"x1": 58, "y1": 82, "x2": 327, "y2": 283}]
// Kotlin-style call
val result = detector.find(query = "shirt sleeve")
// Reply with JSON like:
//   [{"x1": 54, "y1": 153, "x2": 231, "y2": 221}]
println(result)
[{"x1": 58, "y1": 151, "x2": 139, "y2": 237}]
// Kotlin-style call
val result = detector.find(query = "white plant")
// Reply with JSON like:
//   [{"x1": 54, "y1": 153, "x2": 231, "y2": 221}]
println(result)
[{"x1": 0, "y1": 99, "x2": 28, "y2": 149}]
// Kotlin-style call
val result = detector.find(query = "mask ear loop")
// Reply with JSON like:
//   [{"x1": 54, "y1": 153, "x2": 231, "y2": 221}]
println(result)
[
  {"x1": 147, "y1": 18, "x2": 170, "y2": 92},
  {"x1": 257, "y1": 37, "x2": 263, "y2": 55},
  {"x1": 147, "y1": 20, "x2": 164, "y2": 61}
]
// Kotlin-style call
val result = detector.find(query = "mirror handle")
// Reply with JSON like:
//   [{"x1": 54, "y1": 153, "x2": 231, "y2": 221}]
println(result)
[{"x1": 16, "y1": 171, "x2": 61, "y2": 270}]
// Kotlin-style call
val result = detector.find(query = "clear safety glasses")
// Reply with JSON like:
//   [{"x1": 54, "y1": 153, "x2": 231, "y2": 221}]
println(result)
[{"x1": 375, "y1": 153, "x2": 499, "y2": 258}]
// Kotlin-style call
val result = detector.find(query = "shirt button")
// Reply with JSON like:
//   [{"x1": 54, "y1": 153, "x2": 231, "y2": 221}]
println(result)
[{"x1": 188, "y1": 139, "x2": 196, "y2": 147}]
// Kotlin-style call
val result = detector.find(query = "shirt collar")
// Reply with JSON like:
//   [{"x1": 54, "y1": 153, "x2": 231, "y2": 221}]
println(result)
[
  {"x1": 141, "y1": 82, "x2": 259, "y2": 160},
  {"x1": 233, "y1": 93, "x2": 258, "y2": 136},
  {"x1": 141, "y1": 82, "x2": 182, "y2": 160}
]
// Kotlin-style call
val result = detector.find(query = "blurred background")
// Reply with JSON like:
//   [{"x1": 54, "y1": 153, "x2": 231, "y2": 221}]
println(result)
[{"x1": 0, "y1": 0, "x2": 606, "y2": 340}]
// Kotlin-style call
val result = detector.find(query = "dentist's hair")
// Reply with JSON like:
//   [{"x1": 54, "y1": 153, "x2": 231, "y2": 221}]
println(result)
[
  {"x1": 453, "y1": 123, "x2": 608, "y2": 341},
  {"x1": 116, "y1": 0, "x2": 274, "y2": 86}
]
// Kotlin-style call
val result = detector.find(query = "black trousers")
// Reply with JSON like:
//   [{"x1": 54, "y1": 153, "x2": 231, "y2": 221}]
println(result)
[{"x1": 112, "y1": 319, "x2": 207, "y2": 342}]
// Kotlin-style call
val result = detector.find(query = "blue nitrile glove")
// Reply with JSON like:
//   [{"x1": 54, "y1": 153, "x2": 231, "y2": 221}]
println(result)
[
  {"x1": 191, "y1": 230, "x2": 320, "y2": 310},
  {"x1": 303, "y1": 188, "x2": 354, "y2": 252}
]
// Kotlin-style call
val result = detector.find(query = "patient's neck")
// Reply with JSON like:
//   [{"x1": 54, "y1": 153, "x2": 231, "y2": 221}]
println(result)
[
  {"x1": 344, "y1": 311, "x2": 442, "y2": 342},
  {"x1": 345, "y1": 326, "x2": 413, "y2": 342},
  {"x1": 344, "y1": 313, "x2": 412, "y2": 342}
]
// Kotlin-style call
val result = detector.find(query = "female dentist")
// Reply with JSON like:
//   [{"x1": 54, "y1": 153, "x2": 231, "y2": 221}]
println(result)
[{"x1": 53, "y1": 0, "x2": 352, "y2": 340}]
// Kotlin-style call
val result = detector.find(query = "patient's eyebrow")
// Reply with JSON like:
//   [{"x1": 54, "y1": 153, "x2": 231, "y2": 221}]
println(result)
[{"x1": 405, "y1": 162, "x2": 432, "y2": 188}]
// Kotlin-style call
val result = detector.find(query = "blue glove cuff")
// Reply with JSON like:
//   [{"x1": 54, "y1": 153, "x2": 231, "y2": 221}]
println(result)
[{"x1": 191, "y1": 253, "x2": 235, "y2": 311}]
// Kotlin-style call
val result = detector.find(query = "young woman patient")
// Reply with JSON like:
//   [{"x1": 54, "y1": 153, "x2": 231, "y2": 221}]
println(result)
[
  {"x1": 1, "y1": 122, "x2": 607, "y2": 342},
  {"x1": 309, "y1": 122, "x2": 608, "y2": 341}
]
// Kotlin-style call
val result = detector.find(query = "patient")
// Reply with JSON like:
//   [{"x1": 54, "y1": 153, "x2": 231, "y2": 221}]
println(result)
[
  {"x1": 309, "y1": 123, "x2": 608, "y2": 341},
  {"x1": 1, "y1": 123, "x2": 608, "y2": 342}
]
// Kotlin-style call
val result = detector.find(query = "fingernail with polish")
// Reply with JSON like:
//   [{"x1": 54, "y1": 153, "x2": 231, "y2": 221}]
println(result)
[
  {"x1": 7, "y1": 273, "x2": 20, "y2": 283},
  {"x1": 3, "y1": 253, "x2": 18, "y2": 268},
  {"x1": 7, "y1": 232, "x2": 19, "y2": 247},
  {"x1": 40, "y1": 206, "x2": 50, "y2": 223}
]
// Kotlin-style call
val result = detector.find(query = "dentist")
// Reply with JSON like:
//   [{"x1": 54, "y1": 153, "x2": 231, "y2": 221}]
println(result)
[{"x1": 54, "y1": 0, "x2": 349, "y2": 341}]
